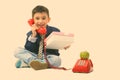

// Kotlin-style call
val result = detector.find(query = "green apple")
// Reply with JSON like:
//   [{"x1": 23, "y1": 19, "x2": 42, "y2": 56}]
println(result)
[{"x1": 80, "y1": 51, "x2": 89, "y2": 59}]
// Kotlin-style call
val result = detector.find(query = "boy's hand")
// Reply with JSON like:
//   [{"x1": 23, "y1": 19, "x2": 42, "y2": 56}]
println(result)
[
  {"x1": 64, "y1": 45, "x2": 71, "y2": 50},
  {"x1": 31, "y1": 24, "x2": 39, "y2": 37}
]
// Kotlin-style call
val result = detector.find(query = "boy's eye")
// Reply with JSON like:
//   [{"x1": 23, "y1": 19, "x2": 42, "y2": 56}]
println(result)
[
  {"x1": 35, "y1": 16, "x2": 46, "y2": 20},
  {"x1": 42, "y1": 17, "x2": 46, "y2": 20},
  {"x1": 36, "y1": 17, "x2": 40, "y2": 20}
]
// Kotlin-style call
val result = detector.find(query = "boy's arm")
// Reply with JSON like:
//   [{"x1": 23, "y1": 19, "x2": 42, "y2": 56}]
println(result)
[
  {"x1": 24, "y1": 31, "x2": 39, "y2": 53},
  {"x1": 28, "y1": 35, "x2": 37, "y2": 43},
  {"x1": 64, "y1": 45, "x2": 71, "y2": 50}
]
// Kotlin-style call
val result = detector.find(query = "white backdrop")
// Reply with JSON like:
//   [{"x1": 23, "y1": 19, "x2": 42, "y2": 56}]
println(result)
[{"x1": 0, "y1": 0, "x2": 120, "y2": 80}]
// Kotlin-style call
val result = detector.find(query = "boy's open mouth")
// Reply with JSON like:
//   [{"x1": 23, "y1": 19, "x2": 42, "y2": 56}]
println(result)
[{"x1": 36, "y1": 24, "x2": 45, "y2": 27}]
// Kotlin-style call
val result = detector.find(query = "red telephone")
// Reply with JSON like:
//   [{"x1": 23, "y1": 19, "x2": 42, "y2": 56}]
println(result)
[
  {"x1": 72, "y1": 59, "x2": 93, "y2": 73},
  {"x1": 28, "y1": 19, "x2": 46, "y2": 35}
]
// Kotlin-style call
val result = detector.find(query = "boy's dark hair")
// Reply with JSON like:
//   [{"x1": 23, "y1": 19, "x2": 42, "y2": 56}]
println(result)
[{"x1": 32, "y1": 5, "x2": 49, "y2": 18}]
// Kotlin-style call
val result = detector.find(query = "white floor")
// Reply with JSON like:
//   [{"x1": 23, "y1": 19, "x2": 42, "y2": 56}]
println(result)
[{"x1": 0, "y1": 45, "x2": 119, "y2": 80}]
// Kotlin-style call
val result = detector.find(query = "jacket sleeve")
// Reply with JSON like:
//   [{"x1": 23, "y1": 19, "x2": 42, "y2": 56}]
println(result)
[{"x1": 24, "y1": 31, "x2": 39, "y2": 54}]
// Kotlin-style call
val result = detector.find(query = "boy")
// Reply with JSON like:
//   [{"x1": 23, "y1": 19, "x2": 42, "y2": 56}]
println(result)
[{"x1": 14, "y1": 5, "x2": 69, "y2": 70}]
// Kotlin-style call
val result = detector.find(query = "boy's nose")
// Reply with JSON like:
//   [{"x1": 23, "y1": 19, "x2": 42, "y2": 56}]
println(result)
[{"x1": 39, "y1": 19, "x2": 43, "y2": 23}]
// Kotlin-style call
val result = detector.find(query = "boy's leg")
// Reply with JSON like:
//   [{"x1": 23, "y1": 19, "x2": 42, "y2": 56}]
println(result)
[
  {"x1": 15, "y1": 60, "x2": 30, "y2": 68},
  {"x1": 29, "y1": 60, "x2": 48, "y2": 70},
  {"x1": 29, "y1": 55, "x2": 61, "y2": 70},
  {"x1": 47, "y1": 55, "x2": 61, "y2": 67},
  {"x1": 29, "y1": 54, "x2": 48, "y2": 70},
  {"x1": 14, "y1": 47, "x2": 37, "y2": 64},
  {"x1": 14, "y1": 47, "x2": 48, "y2": 70}
]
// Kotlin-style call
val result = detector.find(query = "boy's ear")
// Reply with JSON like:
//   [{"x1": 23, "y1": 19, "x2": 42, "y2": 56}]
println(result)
[{"x1": 48, "y1": 17, "x2": 51, "y2": 22}]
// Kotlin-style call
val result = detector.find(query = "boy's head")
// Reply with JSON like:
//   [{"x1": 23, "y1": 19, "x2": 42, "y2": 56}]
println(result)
[
  {"x1": 32, "y1": 5, "x2": 49, "y2": 18},
  {"x1": 32, "y1": 5, "x2": 50, "y2": 28}
]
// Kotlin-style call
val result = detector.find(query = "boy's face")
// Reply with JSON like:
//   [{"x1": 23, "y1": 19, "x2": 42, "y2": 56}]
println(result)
[{"x1": 33, "y1": 12, "x2": 50, "y2": 28}]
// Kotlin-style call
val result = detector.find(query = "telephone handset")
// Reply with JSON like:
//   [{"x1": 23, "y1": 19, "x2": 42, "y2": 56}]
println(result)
[{"x1": 28, "y1": 19, "x2": 46, "y2": 35}]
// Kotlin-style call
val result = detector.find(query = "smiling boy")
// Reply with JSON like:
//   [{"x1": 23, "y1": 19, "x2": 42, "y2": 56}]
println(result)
[{"x1": 14, "y1": 5, "x2": 70, "y2": 70}]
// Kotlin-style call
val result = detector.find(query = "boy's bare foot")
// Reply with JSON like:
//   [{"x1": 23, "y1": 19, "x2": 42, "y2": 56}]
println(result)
[{"x1": 29, "y1": 60, "x2": 48, "y2": 70}]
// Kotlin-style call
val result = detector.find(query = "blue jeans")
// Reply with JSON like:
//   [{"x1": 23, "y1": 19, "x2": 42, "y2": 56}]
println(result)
[{"x1": 14, "y1": 47, "x2": 61, "y2": 67}]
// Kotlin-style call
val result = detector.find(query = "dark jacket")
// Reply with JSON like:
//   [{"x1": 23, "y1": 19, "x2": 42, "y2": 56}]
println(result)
[{"x1": 24, "y1": 25, "x2": 60, "y2": 56}]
